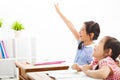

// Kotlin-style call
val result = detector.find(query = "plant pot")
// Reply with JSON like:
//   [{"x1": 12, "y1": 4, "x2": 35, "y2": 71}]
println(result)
[{"x1": 14, "y1": 31, "x2": 22, "y2": 38}]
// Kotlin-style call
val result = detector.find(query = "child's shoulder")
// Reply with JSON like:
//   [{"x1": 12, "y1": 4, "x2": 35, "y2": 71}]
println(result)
[
  {"x1": 99, "y1": 57, "x2": 114, "y2": 66},
  {"x1": 99, "y1": 56, "x2": 120, "y2": 70}
]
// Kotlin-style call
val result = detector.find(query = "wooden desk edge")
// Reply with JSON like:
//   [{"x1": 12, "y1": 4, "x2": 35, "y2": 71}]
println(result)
[
  {"x1": 15, "y1": 61, "x2": 69, "y2": 73},
  {"x1": 25, "y1": 65, "x2": 69, "y2": 72}
]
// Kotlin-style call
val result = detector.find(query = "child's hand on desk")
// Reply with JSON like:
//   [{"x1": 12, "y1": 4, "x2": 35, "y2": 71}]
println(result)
[
  {"x1": 81, "y1": 65, "x2": 91, "y2": 73},
  {"x1": 71, "y1": 63, "x2": 82, "y2": 72}
]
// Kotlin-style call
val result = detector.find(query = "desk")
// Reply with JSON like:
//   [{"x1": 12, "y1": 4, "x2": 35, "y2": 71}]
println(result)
[
  {"x1": 15, "y1": 62, "x2": 69, "y2": 80},
  {"x1": 27, "y1": 70, "x2": 103, "y2": 80}
]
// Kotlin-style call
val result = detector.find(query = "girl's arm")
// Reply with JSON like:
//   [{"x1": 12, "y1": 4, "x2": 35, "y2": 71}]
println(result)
[
  {"x1": 71, "y1": 63, "x2": 82, "y2": 71},
  {"x1": 81, "y1": 65, "x2": 111, "y2": 79},
  {"x1": 71, "y1": 64, "x2": 92, "y2": 72},
  {"x1": 54, "y1": 3, "x2": 80, "y2": 41}
]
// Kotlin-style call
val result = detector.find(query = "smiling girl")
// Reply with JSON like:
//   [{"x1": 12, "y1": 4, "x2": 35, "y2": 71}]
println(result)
[
  {"x1": 54, "y1": 3, "x2": 100, "y2": 69},
  {"x1": 81, "y1": 36, "x2": 120, "y2": 80}
]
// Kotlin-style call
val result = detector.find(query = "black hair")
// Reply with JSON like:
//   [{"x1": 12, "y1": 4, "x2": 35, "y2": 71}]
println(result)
[
  {"x1": 78, "y1": 41, "x2": 83, "y2": 49},
  {"x1": 95, "y1": 65, "x2": 99, "y2": 70},
  {"x1": 78, "y1": 21, "x2": 100, "y2": 49},
  {"x1": 104, "y1": 36, "x2": 120, "y2": 61},
  {"x1": 84, "y1": 21, "x2": 100, "y2": 40}
]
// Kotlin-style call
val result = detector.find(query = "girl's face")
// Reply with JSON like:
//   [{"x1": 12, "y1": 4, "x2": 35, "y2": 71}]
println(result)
[
  {"x1": 79, "y1": 24, "x2": 91, "y2": 42},
  {"x1": 93, "y1": 37, "x2": 106, "y2": 59}
]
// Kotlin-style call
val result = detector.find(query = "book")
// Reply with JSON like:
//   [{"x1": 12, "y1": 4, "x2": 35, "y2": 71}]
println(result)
[
  {"x1": 0, "y1": 41, "x2": 5, "y2": 58},
  {"x1": 0, "y1": 50, "x2": 2, "y2": 59},
  {"x1": 34, "y1": 60, "x2": 66, "y2": 66},
  {"x1": 1, "y1": 40, "x2": 9, "y2": 58}
]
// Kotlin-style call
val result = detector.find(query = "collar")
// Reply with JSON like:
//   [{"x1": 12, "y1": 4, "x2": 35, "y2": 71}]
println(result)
[{"x1": 85, "y1": 43, "x2": 95, "y2": 48}]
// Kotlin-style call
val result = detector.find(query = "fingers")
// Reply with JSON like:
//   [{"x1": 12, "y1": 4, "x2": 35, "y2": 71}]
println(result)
[
  {"x1": 54, "y1": 2, "x2": 58, "y2": 7},
  {"x1": 71, "y1": 64, "x2": 81, "y2": 71},
  {"x1": 54, "y1": 3, "x2": 60, "y2": 9},
  {"x1": 54, "y1": 3, "x2": 61, "y2": 14}
]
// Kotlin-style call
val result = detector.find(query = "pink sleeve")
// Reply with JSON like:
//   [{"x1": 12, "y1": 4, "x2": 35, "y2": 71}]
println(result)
[{"x1": 99, "y1": 59, "x2": 115, "y2": 70}]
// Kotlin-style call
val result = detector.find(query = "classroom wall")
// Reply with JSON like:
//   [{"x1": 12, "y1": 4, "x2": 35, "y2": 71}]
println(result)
[{"x1": 0, "y1": 0, "x2": 120, "y2": 63}]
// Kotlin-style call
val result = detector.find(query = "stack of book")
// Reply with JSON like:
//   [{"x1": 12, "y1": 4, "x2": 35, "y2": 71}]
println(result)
[{"x1": 0, "y1": 40, "x2": 8, "y2": 59}]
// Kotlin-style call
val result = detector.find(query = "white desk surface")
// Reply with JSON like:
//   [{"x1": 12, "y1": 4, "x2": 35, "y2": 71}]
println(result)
[{"x1": 27, "y1": 70, "x2": 103, "y2": 80}]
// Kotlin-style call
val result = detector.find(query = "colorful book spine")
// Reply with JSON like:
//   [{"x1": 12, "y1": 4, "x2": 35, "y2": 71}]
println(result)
[
  {"x1": 0, "y1": 50, "x2": 2, "y2": 59},
  {"x1": 1, "y1": 40, "x2": 9, "y2": 58},
  {"x1": 0, "y1": 41, "x2": 5, "y2": 58}
]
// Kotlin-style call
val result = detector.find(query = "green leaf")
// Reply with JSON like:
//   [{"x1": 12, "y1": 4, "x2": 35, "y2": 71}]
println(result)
[
  {"x1": 11, "y1": 21, "x2": 25, "y2": 31},
  {"x1": 0, "y1": 19, "x2": 3, "y2": 28}
]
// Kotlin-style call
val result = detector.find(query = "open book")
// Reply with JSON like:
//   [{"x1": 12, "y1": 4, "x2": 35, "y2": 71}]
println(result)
[{"x1": 32, "y1": 70, "x2": 102, "y2": 80}]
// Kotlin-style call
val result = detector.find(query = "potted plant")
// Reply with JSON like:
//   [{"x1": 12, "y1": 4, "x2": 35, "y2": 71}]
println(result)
[
  {"x1": 11, "y1": 21, "x2": 24, "y2": 31},
  {"x1": 0, "y1": 19, "x2": 3, "y2": 28},
  {"x1": 11, "y1": 21, "x2": 25, "y2": 37}
]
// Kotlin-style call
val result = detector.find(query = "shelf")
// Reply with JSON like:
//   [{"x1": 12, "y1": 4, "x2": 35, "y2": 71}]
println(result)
[{"x1": 0, "y1": 38, "x2": 36, "y2": 79}]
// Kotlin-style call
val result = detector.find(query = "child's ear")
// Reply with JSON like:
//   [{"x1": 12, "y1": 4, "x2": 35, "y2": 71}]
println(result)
[
  {"x1": 90, "y1": 33, "x2": 94, "y2": 39},
  {"x1": 108, "y1": 49, "x2": 112, "y2": 56},
  {"x1": 105, "y1": 49, "x2": 112, "y2": 56}
]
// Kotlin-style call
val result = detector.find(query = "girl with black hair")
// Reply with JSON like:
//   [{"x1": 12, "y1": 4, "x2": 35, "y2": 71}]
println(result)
[
  {"x1": 54, "y1": 3, "x2": 100, "y2": 71},
  {"x1": 81, "y1": 36, "x2": 120, "y2": 79}
]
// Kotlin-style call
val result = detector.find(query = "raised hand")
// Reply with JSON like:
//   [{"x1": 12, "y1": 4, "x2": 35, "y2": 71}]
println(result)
[{"x1": 54, "y1": 3, "x2": 60, "y2": 13}]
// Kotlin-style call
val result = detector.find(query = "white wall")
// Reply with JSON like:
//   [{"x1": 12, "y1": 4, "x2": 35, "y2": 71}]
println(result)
[{"x1": 0, "y1": 0, "x2": 120, "y2": 62}]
